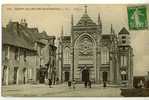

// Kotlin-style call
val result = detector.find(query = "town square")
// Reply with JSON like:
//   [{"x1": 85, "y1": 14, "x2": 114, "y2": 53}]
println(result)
[{"x1": 2, "y1": 5, "x2": 149, "y2": 97}]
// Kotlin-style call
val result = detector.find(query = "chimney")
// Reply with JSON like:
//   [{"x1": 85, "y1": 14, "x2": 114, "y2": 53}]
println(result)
[
  {"x1": 7, "y1": 21, "x2": 19, "y2": 33},
  {"x1": 20, "y1": 19, "x2": 28, "y2": 27}
]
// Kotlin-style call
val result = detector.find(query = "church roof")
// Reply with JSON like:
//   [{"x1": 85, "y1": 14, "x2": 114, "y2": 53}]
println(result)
[
  {"x1": 76, "y1": 13, "x2": 97, "y2": 26},
  {"x1": 101, "y1": 34, "x2": 111, "y2": 39},
  {"x1": 62, "y1": 36, "x2": 71, "y2": 41},
  {"x1": 119, "y1": 27, "x2": 130, "y2": 35}
]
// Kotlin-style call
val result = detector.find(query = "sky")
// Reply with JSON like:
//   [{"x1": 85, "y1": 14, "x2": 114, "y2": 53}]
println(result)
[{"x1": 2, "y1": 4, "x2": 149, "y2": 76}]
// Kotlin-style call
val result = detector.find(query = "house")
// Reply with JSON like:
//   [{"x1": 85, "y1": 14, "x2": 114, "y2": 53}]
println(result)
[{"x1": 2, "y1": 19, "x2": 57, "y2": 85}]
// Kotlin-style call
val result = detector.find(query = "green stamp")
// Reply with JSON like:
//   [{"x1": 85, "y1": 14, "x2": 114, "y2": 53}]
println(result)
[{"x1": 127, "y1": 6, "x2": 148, "y2": 30}]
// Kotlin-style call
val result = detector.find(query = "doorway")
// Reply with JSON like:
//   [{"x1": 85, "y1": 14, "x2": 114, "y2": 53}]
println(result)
[
  {"x1": 13, "y1": 67, "x2": 18, "y2": 84},
  {"x1": 23, "y1": 68, "x2": 27, "y2": 84},
  {"x1": 64, "y1": 71, "x2": 70, "y2": 81},
  {"x1": 2, "y1": 66, "x2": 8, "y2": 85},
  {"x1": 103, "y1": 71, "x2": 108, "y2": 82},
  {"x1": 82, "y1": 69, "x2": 89, "y2": 82},
  {"x1": 39, "y1": 68, "x2": 46, "y2": 83}
]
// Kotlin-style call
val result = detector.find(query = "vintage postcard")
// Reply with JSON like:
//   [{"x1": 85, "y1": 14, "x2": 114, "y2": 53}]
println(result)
[{"x1": 1, "y1": 4, "x2": 149, "y2": 97}]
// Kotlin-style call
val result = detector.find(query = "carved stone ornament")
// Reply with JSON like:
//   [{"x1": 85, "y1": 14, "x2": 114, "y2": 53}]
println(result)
[{"x1": 78, "y1": 37, "x2": 93, "y2": 56}]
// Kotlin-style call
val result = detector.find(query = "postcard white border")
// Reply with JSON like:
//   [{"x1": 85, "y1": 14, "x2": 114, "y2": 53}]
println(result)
[{"x1": 0, "y1": 0, "x2": 149, "y2": 100}]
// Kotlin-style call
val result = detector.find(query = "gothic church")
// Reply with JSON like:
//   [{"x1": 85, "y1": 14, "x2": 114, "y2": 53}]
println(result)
[{"x1": 58, "y1": 6, "x2": 133, "y2": 87}]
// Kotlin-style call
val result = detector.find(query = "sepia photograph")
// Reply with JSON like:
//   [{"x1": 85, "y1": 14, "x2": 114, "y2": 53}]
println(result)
[{"x1": 1, "y1": 4, "x2": 149, "y2": 97}]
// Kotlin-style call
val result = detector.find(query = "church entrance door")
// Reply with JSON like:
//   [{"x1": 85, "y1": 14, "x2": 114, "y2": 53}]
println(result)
[
  {"x1": 13, "y1": 67, "x2": 18, "y2": 84},
  {"x1": 82, "y1": 69, "x2": 89, "y2": 82},
  {"x1": 103, "y1": 71, "x2": 108, "y2": 82},
  {"x1": 64, "y1": 71, "x2": 69, "y2": 81}
]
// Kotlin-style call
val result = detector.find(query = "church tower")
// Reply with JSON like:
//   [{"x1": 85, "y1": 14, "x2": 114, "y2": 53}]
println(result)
[{"x1": 118, "y1": 27, "x2": 133, "y2": 87}]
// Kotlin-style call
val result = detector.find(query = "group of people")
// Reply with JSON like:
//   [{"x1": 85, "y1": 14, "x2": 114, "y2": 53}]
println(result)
[
  {"x1": 48, "y1": 78, "x2": 107, "y2": 89},
  {"x1": 48, "y1": 78, "x2": 59, "y2": 88},
  {"x1": 84, "y1": 80, "x2": 92, "y2": 88},
  {"x1": 67, "y1": 80, "x2": 92, "y2": 89},
  {"x1": 67, "y1": 80, "x2": 107, "y2": 89},
  {"x1": 68, "y1": 80, "x2": 76, "y2": 89}
]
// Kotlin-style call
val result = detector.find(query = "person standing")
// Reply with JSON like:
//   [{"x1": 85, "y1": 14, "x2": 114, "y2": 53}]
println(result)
[
  {"x1": 68, "y1": 80, "x2": 71, "y2": 88},
  {"x1": 88, "y1": 80, "x2": 91, "y2": 88},
  {"x1": 103, "y1": 81, "x2": 106, "y2": 88},
  {"x1": 72, "y1": 80, "x2": 76, "y2": 90},
  {"x1": 84, "y1": 81, "x2": 87, "y2": 88},
  {"x1": 48, "y1": 78, "x2": 52, "y2": 88},
  {"x1": 56, "y1": 77, "x2": 59, "y2": 84}
]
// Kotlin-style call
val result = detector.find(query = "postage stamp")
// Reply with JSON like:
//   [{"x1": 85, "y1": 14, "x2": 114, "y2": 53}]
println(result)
[{"x1": 127, "y1": 6, "x2": 148, "y2": 30}]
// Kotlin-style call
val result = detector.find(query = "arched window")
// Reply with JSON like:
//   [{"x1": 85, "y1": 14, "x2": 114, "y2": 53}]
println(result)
[
  {"x1": 101, "y1": 47, "x2": 109, "y2": 64},
  {"x1": 121, "y1": 55, "x2": 127, "y2": 67},
  {"x1": 63, "y1": 47, "x2": 71, "y2": 64}
]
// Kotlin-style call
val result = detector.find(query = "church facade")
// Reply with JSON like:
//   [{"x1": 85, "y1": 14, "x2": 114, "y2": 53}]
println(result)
[{"x1": 58, "y1": 6, "x2": 133, "y2": 87}]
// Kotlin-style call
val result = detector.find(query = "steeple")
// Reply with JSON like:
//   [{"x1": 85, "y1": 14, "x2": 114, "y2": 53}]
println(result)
[
  {"x1": 71, "y1": 14, "x2": 74, "y2": 34},
  {"x1": 61, "y1": 25, "x2": 64, "y2": 37},
  {"x1": 84, "y1": 5, "x2": 88, "y2": 14},
  {"x1": 98, "y1": 13, "x2": 102, "y2": 33},
  {"x1": 76, "y1": 5, "x2": 96, "y2": 26},
  {"x1": 71, "y1": 14, "x2": 74, "y2": 26},
  {"x1": 110, "y1": 24, "x2": 115, "y2": 34},
  {"x1": 98, "y1": 13, "x2": 101, "y2": 25},
  {"x1": 60, "y1": 25, "x2": 64, "y2": 43}
]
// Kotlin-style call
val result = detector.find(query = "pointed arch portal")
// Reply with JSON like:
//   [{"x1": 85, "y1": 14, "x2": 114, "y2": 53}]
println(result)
[
  {"x1": 74, "y1": 33, "x2": 96, "y2": 82},
  {"x1": 82, "y1": 69, "x2": 89, "y2": 82}
]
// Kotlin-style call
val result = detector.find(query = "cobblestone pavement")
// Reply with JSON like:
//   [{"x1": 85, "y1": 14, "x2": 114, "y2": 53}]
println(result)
[{"x1": 2, "y1": 83, "x2": 122, "y2": 97}]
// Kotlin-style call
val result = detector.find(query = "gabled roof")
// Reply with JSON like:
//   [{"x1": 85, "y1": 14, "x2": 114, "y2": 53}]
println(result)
[
  {"x1": 76, "y1": 13, "x2": 97, "y2": 26},
  {"x1": 2, "y1": 22, "x2": 34, "y2": 50},
  {"x1": 2, "y1": 21, "x2": 52, "y2": 50},
  {"x1": 119, "y1": 27, "x2": 130, "y2": 35}
]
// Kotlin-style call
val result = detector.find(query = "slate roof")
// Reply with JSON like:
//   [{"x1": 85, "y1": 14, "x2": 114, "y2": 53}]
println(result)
[
  {"x1": 2, "y1": 21, "x2": 51, "y2": 50},
  {"x1": 119, "y1": 27, "x2": 130, "y2": 35},
  {"x1": 2, "y1": 22, "x2": 34, "y2": 50}
]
